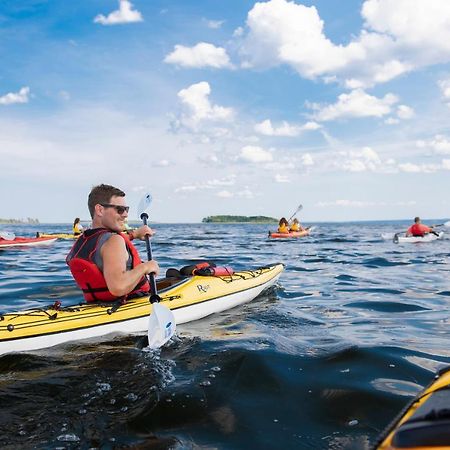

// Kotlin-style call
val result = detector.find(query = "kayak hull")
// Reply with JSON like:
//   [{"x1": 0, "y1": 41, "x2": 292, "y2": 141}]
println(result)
[
  {"x1": 395, "y1": 232, "x2": 444, "y2": 243},
  {"x1": 0, "y1": 236, "x2": 57, "y2": 248},
  {"x1": 0, "y1": 263, "x2": 284, "y2": 355},
  {"x1": 376, "y1": 366, "x2": 450, "y2": 449},
  {"x1": 268, "y1": 229, "x2": 311, "y2": 239}
]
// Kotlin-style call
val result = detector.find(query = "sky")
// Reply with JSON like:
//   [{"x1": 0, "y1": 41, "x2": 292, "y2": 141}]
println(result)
[{"x1": 1, "y1": 0, "x2": 449, "y2": 223}]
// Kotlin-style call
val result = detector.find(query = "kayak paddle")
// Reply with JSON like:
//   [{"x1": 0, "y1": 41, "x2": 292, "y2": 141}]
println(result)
[
  {"x1": 288, "y1": 204, "x2": 303, "y2": 222},
  {"x1": 432, "y1": 220, "x2": 450, "y2": 227},
  {"x1": 137, "y1": 192, "x2": 176, "y2": 349},
  {"x1": 0, "y1": 231, "x2": 16, "y2": 240}
]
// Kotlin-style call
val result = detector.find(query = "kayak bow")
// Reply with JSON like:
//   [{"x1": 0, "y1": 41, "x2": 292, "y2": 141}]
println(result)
[
  {"x1": 0, "y1": 236, "x2": 57, "y2": 249},
  {"x1": 375, "y1": 366, "x2": 450, "y2": 449}
]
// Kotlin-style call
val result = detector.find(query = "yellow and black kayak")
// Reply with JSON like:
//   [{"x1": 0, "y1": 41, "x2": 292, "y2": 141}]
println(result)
[
  {"x1": 37, "y1": 232, "x2": 81, "y2": 240},
  {"x1": 375, "y1": 365, "x2": 450, "y2": 449},
  {"x1": 0, "y1": 263, "x2": 284, "y2": 355}
]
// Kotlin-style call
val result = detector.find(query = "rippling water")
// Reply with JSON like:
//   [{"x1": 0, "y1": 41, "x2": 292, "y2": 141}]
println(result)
[{"x1": 0, "y1": 222, "x2": 449, "y2": 449}]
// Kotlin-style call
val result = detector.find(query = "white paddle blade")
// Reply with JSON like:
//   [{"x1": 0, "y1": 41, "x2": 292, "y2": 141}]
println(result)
[
  {"x1": 0, "y1": 231, "x2": 15, "y2": 240},
  {"x1": 147, "y1": 303, "x2": 176, "y2": 349},
  {"x1": 137, "y1": 192, "x2": 153, "y2": 218}
]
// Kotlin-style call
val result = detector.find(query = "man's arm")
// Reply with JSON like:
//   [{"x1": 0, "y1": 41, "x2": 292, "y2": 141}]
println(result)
[{"x1": 101, "y1": 234, "x2": 159, "y2": 297}]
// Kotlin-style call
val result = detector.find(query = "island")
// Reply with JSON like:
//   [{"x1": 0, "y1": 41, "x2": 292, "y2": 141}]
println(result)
[
  {"x1": 202, "y1": 215, "x2": 278, "y2": 223},
  {"x1": 0, "y1": 218, "x2": 39, "y2": 224}
]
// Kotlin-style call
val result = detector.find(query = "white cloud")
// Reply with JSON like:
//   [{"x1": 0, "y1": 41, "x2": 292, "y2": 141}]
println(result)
[
  {"x1": 361, "y1": 146, "x2": 381, "y2": 162},
  {"x1": 341, "y1": 160, "x2": 367, "y2": 172},
  {"x1": 336, "y1": 147, "x2": 391, "y2": 172},
  {"x1": 175, "y1": 81, "x2": 234, "y2": 132},
  {"x1": 238, "y1": 189, "x2": 255, "y2": 199},
  {"x1": 301, "y1": 153, "x2": 314, "y2": 166},
  {"x1": 385, "y1": 117, "x2": 399, "y2": 125},
  {"x1": 396, "y1": 104, "x2": 414, "y2": 119},
  {"x1": 313, "y1": 89, "x2": 398, "y2": 121},
  {"x1": 316, "y1": 199, "x2": 417, "y2": 207},
  {"x1": 254, "y1": 119, "x2": 320, "y2": 136},
  {"x1": 155, "y1": 159, "x2": 171, "y2": 167},
  {"x1": 438, "y1": 78, "x2": 450, "y2": 104},
  {"x1": 417, "y1": 135, "x2": 450, "y2": 155},
  {"x1": 94, "y1": 0, "x2": 142, "y2": 25},
  {"x1": 317, "y1": 199, "x2": 380, "y2": 208},
  {"x1": 239, "y1": 145, "x2": 273, "y2": 163},
  {"x1": 217, "y1": 190, "x2": 233, "y2": 198},
  {"x1": 398, "y1": 162, "x2": 439, "y2": 173},
  {"x1": 175, "y1": 185, "x2": 198, "y2": 193},
  {"x1": 442, "y1": 159, "x2": 450, "y2": 170},
  {"x1": 206, "y1": 176, "x2": 236, "y2": 187},
  {"x1": 174, "y1": 176, "x2": 236, "y2": 194},
  {"x1": 164, "y1": 43, "x2": 232, "y2": 68},
  {"x1": 0, "y1": 87, "x2": 30, "y2": 105},
  {"x1": 205, "y1": 19, "x2": 225, "y2": 29},
  {"x1": 237, "y1": 0, "x2": 450, "y2": 87},
  {"x1": 275, "y1": 173, "x2": 290, "y2": 183}
]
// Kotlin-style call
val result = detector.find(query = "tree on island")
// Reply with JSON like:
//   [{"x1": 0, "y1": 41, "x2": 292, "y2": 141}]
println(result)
[
  {"x1": 0, "y1": 217, "x2": 40, "y2": 224},
  {"x1": 202, "y1": 215, "x2": 278, "y2": 223}
]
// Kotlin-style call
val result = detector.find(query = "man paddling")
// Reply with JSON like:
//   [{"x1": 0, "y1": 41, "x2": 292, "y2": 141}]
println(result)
[
  {"x1": 66, "y1": 184, "x2": 159, "y2": 302},
  {"x1": 405, "y1": 216, "x2": 436, "y2": 237}
]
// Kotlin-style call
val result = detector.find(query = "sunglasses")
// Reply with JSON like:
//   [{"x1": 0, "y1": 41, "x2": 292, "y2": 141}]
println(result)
[{"x1": 100, "y1": 203, "x2": 130, "y2": 214}]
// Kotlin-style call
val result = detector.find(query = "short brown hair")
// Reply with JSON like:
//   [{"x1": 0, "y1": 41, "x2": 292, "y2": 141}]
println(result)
[{"x1": 88, "y1": 184, "x2": 125, "y2": 218}]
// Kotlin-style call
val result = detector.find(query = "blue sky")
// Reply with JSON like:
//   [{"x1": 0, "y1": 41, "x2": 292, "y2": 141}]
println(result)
[{"x1": 1, "y1": 0, "x2": 449, "y2": 223}]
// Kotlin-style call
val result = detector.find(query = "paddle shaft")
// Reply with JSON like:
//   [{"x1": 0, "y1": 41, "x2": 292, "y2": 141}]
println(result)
[
  {"x1": 288, "y1": 204, "x2": 303, "y2": 223},
  {"x1": 140, "y1": 212, "x2": 160, "y2": 303}
]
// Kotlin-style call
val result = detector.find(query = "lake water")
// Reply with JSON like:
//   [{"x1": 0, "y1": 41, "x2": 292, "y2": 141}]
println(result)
[{"x1": 0, "y1": 222, "x2": 449, "y2": 449}]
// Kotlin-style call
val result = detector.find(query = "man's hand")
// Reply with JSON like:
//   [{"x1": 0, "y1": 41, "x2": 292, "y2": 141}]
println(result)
[
  {"x1": 133, "y1": 225, "x2": 155, "y2": 240},
  {"x1": 142, "y1": 260, "x2": 159, "y2": 277}
]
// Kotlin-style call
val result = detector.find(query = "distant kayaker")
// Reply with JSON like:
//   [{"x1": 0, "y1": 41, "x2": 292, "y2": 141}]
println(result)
[
  {"x1": 66, "y1": 183, "x2": 159, "y2": 302},
  {"x1": 289, "y1": 218, "x2": 305, "y2": 232},
  {"x1": 72, "y1": 217, "x2": 84, "y2": 236},
  {"x1": 277, "y1": 217, "x2": 290, "y2": 234},
  {"x1": 406, "y1": 217, "x2": 435, "y2": 237}
]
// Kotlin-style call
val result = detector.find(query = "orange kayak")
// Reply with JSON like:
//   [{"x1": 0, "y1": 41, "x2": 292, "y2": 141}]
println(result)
[
  {"x1": 268, "y1": 228, "x2": 311, "y2": 239},
  {"x1": 0, "y1": 236, "x2": 57, "y2": 249}
]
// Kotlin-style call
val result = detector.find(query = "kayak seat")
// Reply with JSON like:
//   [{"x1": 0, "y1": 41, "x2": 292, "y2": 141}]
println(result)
[
  {"x1": 165, "y1": 268, "x2": 185, "y2": 279},
  {"x1": 392, "y1": 388, "x2": 450, "y2": 447}
]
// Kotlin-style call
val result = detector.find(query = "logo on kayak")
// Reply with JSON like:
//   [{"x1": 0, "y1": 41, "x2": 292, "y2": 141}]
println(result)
[{"x1": 197, "y1": 284, "x2": 210, "y2": 293}]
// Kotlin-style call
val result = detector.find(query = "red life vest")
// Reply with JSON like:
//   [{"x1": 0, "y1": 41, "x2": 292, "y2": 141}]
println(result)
[
  {"x1": 408, "y1": 223, "x2": 431, "y2": 237},
  {"x1": 66, "y1": 228, "x2": 150, "y2": 302}
]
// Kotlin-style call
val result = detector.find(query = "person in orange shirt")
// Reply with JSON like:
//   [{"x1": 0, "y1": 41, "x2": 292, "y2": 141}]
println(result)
[{"x1": 406, "y1": 217, "x2": 435, "y2": 237}]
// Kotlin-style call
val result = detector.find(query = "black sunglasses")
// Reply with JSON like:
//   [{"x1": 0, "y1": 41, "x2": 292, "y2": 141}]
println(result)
[{"x1": 100, "y1": 203, "x2": 130, "y2": 214}]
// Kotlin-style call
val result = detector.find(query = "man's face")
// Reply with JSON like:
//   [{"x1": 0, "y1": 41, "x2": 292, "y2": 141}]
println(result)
[{"x1": 98, "y1": 195, "x2": 129, "y2": 231}]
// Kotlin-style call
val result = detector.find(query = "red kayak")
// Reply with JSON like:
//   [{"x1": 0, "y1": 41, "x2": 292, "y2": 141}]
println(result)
[
  {"x1": 268, "y1": 227, "x2": 312, "y2": 239},
  {"x1": 0, "y1": 236, "x2": 57, "y2": 249}
]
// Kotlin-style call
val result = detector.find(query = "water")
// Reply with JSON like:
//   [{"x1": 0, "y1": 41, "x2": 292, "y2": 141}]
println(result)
[{"x1": 0, "y1": 222, "x2": 449, "y2": 449}]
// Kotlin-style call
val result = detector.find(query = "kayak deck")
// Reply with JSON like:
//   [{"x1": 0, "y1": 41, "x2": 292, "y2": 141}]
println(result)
[
  {"x1": 37, "y1": 232, "x2": 81, "y2": 240},
  {"x1": 0, "y1": 263, "x2": 284, "y2": 354},
  {"x1": 376, "y1": 366, "x2": 450, "y2": 449}
]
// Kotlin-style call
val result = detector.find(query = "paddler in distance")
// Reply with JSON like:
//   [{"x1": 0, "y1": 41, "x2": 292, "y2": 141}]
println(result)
[
  {"x1": 405, "y1": 216, "x2": 437, "y2": 237},
  {"x1": 66, "y1": 183, "x2": 159, "y2": 302},
  {"x1": 277, "y1": 217, "x2": 290, "y2": 234},
  {"x1": 289, "y1": 218, "x2": 305, "y2": 232},
  {"x1": 72, "y1": 217, "x2": 84, "y2": 236}
]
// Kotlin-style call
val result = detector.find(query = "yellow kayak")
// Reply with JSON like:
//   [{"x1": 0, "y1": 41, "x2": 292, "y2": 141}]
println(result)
[
  {"x1": 37, "y1": 232, "x2": 81, "y2": 240},
  {"x1": 376, "y1": 366, "x2": 450, "y2": 449},
  {"x1": 0, "y1": 263, "x2": 284, "y2": 355}
]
